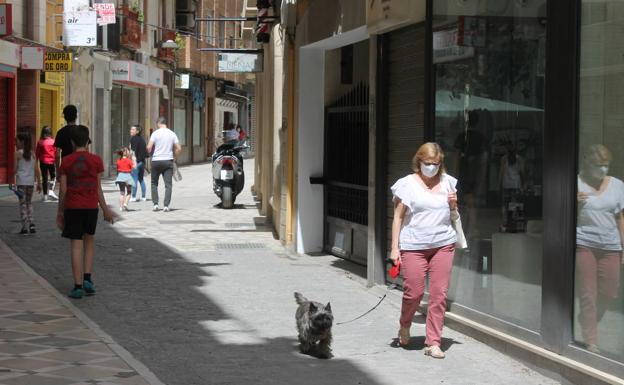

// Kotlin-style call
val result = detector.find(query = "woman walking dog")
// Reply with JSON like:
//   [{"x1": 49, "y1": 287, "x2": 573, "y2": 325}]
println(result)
[{"x1": 389, "y1": 142, "x2": 459, "y2": 359}]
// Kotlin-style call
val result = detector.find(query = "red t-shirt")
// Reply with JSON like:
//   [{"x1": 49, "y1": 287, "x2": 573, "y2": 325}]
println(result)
[
  {"x1": 117, "y1": 157, "x2": 133, "y2": 173},
  {"x1": 59, "y1": 151, "x2": 104, "y2": 209},
  {"x1": 36, "y1": 138, "x2": 56, "y2": 164}
]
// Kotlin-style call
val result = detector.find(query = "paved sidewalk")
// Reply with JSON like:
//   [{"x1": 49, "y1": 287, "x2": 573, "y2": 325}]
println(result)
[
  {"x1": 0, "y1": 159, "x2": 561, "y2": 385},
  {"x1": 0, "y1": 241, "x2": 162, "y2": 385}
]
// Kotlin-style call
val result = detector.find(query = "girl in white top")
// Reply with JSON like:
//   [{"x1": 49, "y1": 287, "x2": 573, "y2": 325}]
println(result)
[
  {"x1": 390, "y1": 142, "x2": 458, "y2": 359},
  {"x1": 13, "y1": 132, "x2": 41, "y2": 234},
  {"x1": 576, "y1": 144, "x2": 624, "y2": 353}
]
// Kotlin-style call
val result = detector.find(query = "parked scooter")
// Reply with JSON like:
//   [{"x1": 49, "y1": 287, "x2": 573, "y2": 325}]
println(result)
[{"x1": 212, "y1": 134, "x2": 248, "y2": 208}]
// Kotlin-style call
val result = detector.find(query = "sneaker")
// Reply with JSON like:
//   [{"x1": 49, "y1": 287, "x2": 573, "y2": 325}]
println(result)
[
  {"x1": 122, "y1": 205, "x2": 129, "y2": 211},
  {"x1": 163, "y1": 206, "x2": 170, "y2": 212},
  {"x1": 424, "y1": 345, "x2": 445, "y2": 359},
  {"x1": 152, "y1": 205, "x2": 160, "y2": 211},
  {"x1": 43, "y1": 195, "x2": 49, "y2": 202},
  {"x1": 68, "y1": 288, "x2": 84, "y2": 299},
  {"x1": 18, "y1": 228, "x2": 28, "y2": 235},
  {"x1": 141, "y1": 197, "x2": 147, "y2": 201},
  {"x1": 130, "y1": 197, "x2": 137, "y2": 202},
  {"x1": 29, "y1": 224, "x2": 36, "y2": 234},
  {"x1": 48, "y1": 190, "x2": 59, "y2": 200},
  {"x1": 83, "y1": 280, "x2": 96, "y2": 295}
]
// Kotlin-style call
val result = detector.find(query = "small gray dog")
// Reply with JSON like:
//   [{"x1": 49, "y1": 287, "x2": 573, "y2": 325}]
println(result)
[{"x1": 294, "y1": 292, "x2": 334, "y2": 359}]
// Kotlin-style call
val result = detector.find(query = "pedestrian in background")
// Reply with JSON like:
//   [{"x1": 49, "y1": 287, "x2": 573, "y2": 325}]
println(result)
[
  {"x1": 389, "y1": 142, "x2": 458, "y2": 359},
  {"x1": 129, "y1": 125, "x2": 148, "y2": 201},
  {"x1": 147, "y1": 117, "x2": 181, "y2": 212},
  {"x1": 236, "y1": 124, "x2": 246, "y2": 142},
  {"x1": 35, "y1": 126, "x2": 59, "y2": 202},
  {"x1": 56, "y1": 125, "x2": 114, "y2": 299},
  {"x1": 14, "y1": 132, "x2": 41, "y2": 235},
  {"x1": 54, "y1": 105, "x2": 78, "y2": 166},
  {"x1": 115, "y1": 147, "x2": 135, "y2": 212}
]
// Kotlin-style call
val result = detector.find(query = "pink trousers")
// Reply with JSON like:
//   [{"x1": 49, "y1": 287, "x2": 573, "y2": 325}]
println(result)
[
  {"x1": 400, "y1": 244, "x2": 455, "y2": 347},
  {"x1": 576, "y1": 246, "x2": 621, "y2": 346}
]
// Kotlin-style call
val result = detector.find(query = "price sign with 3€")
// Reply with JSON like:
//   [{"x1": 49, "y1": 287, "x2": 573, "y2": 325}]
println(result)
[{"x1": 63, "y1": 10, "x2": 97, "y2": 46}]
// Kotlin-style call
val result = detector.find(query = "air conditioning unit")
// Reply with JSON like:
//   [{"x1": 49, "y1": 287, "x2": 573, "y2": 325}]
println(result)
[
  {"x1": 135, "y1": 51, "x2": 150, "y2": 64},
  {"x1": 176, "y1": 0, "x2": 196, "y2": 12},
  {"x1": 176, "y1": 13, "x2": 196, "y2": 30}
]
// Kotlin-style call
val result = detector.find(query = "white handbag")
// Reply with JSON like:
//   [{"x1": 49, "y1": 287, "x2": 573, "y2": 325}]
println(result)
[{"x1": 450, "y1": 209, "x2": 468, "y2": 249}]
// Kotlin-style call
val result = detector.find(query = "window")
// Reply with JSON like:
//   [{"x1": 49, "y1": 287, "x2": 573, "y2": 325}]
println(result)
[
  {"x1": 575, "y1": 0, "x2": 624, "y2": 362},
  {"x1": 174, "y1": 97, "x2": 187, "y2": 146},
  {"x1": 433, "y1": 1, "x2": 547, "y2": 332}
]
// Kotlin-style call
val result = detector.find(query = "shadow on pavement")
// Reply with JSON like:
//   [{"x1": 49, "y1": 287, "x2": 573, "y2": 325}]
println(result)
[{"x1": 0, "y1": 200, "x2": 386, "y2": 385}]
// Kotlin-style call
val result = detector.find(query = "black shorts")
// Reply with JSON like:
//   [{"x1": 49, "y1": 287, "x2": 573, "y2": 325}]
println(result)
[{"x1": 62, "y1": 209, "x2": 99, "y2": 240}]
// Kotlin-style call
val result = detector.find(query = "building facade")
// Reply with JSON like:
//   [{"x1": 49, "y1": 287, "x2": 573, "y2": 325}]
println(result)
[{"x1": 254, "y1": 0, "x2": 624, "y2": 382}]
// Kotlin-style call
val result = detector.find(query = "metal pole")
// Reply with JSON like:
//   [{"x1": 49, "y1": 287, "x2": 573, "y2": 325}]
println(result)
[{"x1": 195, "y1": 16, "x2": 279, "y2": 22}]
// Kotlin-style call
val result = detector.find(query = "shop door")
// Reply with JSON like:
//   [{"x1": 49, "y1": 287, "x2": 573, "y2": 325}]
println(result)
[
  {"x1": 40, "y1": 88, "x2": 53, "y2": 139},
  {"x1": 0, "y1": 78, "x2": 7, "y2": 183},
  {"x1": 324, "y1": 83, "x2": 369, "y2": 265}
]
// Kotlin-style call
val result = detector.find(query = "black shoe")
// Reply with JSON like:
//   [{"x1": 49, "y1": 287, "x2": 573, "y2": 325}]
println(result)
[
  {"x1": 29, "y1": 224, "x2": 36, "y2": 234},
  {"x1": 19, "y1": 228, "x2": 28, "y2": 235}
]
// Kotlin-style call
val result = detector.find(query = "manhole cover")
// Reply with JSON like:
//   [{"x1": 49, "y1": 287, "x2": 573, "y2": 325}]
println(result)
[{"x1": 215, "y1": 243, "x2": 266, "y2": 249}]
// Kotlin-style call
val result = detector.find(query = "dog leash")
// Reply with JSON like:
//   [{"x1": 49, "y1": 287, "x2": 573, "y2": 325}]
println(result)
[{"x1": 336, "y1": 283, "x2": 399, "y2": 326}]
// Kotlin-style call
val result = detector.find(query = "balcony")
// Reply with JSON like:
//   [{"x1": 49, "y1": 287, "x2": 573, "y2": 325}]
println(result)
[
  {"x1": 157, "y1": 31, "x2": 176, "y2": 62},
  {"x1": 175, "y1": 35, "x2": 202, "y2": 72},
  {"x1": 119, "y1": 5, "x2": 141, "y2": 49}
]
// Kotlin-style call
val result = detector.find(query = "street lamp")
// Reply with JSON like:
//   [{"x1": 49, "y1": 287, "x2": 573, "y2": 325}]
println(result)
[{"x1": 161, "y1": 39, "x2": 177, "y2": 49}]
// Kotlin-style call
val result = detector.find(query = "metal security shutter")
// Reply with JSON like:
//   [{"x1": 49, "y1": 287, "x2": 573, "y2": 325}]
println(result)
[{"x1": 385, "y1": 23, "x2": 426, "y2": 251}]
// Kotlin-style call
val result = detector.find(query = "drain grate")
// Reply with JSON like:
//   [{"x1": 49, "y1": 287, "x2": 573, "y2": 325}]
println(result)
[
  {"x1": 215, "y1": 243, "x2": 266, "y2": 249},
  {"x1": 224, "y1": 223, "x2": 256, "y2": 228}
]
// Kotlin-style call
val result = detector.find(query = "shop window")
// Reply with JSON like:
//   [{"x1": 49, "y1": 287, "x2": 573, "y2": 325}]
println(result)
[
  {"x1": 433, "y1": 1, "x2": 547, "y2": 332},
  {"x1": 575, "y1": 0, "x2": 624, "y2": 362}
]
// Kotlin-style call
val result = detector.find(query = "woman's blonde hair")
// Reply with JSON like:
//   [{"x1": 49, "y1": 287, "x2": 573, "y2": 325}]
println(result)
[
  {"x1": 582, "y1": 144, "x2": 612, "y2": 167},
  {"x1": 412, "y1": 142, "x2": 446, "y2": 176}
]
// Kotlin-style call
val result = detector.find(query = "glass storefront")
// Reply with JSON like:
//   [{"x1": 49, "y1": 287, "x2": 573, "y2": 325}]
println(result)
[
  {"x1": 576, "y1": 0, "x2": 624, "y2": 361},
  {"x1": 173, "y1": 96, "x2": 187, "y2": 146},
  {"x1": 111, "y1": 85, "x2": 144, "y2": 156},
  {"x1": 432, "y1": 1, "x2": 547, "y2": 331}
]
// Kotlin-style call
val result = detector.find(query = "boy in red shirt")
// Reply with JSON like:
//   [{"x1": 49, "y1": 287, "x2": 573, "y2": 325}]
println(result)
[{"x1": 56, "y1": 125, "x2": 114, "y2": 299}]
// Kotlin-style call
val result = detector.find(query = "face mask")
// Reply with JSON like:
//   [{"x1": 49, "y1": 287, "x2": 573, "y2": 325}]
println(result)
[
  {"x1": 594, "y1": 165, "x2": 608, "y2": 178},
  {"x1": 421, "y1": 163, "x2": 440, "y2": 178}
]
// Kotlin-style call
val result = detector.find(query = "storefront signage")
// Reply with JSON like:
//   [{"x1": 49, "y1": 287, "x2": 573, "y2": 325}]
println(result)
[
  {"x1": 45, "y1": 72, "x2": 66, "y2": 85},
  {"x1": 218, "y1": 53, "x2": 263, "y2": 73},
  {"x1": 0, "y1": 4, "x2": 13, "y2": 36},
  {"x1": 111, "y1": 60, "x2": 148, "y2": 86},
  {"x1": 149, "y1": 67, "x2": 164, "y2": 88},
  {"x1": 44, "y1": 52, "x2": 73, "y2": 72},
  {"x1": 366, "y1": 0, "x2": 426, "y2": 35},
  {"x1": 433, "y1": 29, "x2": 474, "y2": 64},
  {"x1": 21, "y1": 47, "x2": 44, "y2": 70},
  {"x1": 93, "y1": 3, "x2": 116, "y2": 25},
  {"x1": 63, "y1": 10, "x2": 97, "y2": 46},
  {"x1": 0, "y1": 39, "x2": 20, "y2": 68}
]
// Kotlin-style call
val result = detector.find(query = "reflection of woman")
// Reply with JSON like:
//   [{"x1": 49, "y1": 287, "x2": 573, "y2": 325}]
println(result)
[
  {"x1": 498, "y1": 144, "x2": 525, "y2": 229},
  {"x1": 576, "y1": 144, "x2": 624, "y2": 353},
  {"x1": 389, "y1": 142, "x2": 458, "y2": 359}
]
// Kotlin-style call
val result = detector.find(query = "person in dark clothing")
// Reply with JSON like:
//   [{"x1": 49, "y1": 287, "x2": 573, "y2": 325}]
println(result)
[
  {"x1": 129, "y1": 125, "x2": 148, "y2": 201},
  {"x1": 54, "y1": 105, "x2": 79, "y2": 175}
]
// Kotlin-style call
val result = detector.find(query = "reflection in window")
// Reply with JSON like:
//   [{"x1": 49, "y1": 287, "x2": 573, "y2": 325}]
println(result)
[
  {"x1": 433, "y1": 1, "x2": 547, "y2": 331},
  {"x1": 576, "y1": 1, "x2": 624, "y2": 361}
]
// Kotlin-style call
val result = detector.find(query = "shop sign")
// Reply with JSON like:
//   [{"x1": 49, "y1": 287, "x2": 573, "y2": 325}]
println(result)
[
  {"x1": 93, "y1": 3, "x2": 116, "y2": 26},
  {"x1": 45, "y1": 72, "x2": 66, "y2": 85},
  {"x1": 175, "y1": 73, "x2": 190, "y2": 89},
  {"x1": 111, "y1": 60, "x2": 148, "y2": 86},
  {"x1": 366, "y1": 0, "x2": 425, "y2": 35},
  {"x1": 21, "y1": 47, "x2": 44, "y2": 70},
  {"x1": 0, "y1": 39, "x2": 20, "y2": 68},
  {"x1": 149, "y1": 67, "x2": 164, "y2": 88},
  {"x1": 433, "y1": 29, "x2": 474, "y2": 64},
  {"x1": 44, "y1": 52, "x2": 73, "y2": 72},
  {"x1": 63, "y1": 10, "x2": 97, "y2": 46},
  {"x1": 218, "y1": 53, "x2": 263, "y2": 73},
  {"x1": 0, "y1": 4, "x2": 13, "y2": 36}
]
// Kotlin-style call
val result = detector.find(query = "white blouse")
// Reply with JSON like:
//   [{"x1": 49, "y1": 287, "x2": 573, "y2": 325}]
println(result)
[
  {"x1": 577, "y1": 176, "x2": 624, "y2": 251},
  {"x1": 391, "y1": 173, "x2": 458, "y2": 250}
]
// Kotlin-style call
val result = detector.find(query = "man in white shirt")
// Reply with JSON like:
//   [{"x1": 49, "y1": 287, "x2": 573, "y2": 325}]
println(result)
[{"x1": 147, "y1": 117, "x2": 181, "y2": 212}]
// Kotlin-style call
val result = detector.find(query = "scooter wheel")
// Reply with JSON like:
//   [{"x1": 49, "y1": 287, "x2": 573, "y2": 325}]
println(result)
[{"x1": 222, "y1": 186, "x2": 234, "y2": 209}]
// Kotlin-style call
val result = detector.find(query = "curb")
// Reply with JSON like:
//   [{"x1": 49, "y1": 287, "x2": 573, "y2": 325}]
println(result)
[{"x1": 0, "y1": 239, "x2": 166, "y2": 385}]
